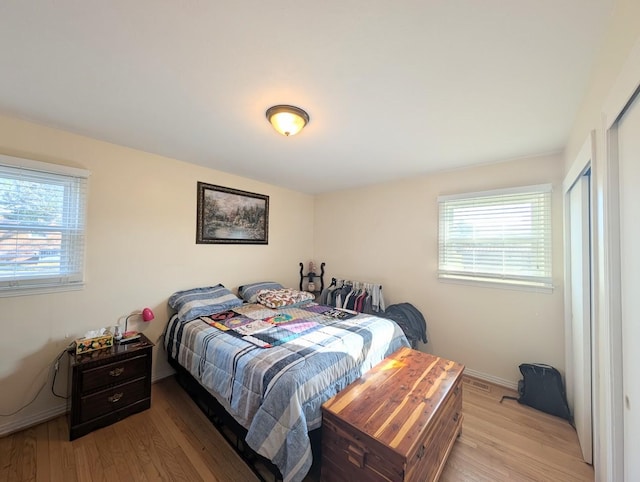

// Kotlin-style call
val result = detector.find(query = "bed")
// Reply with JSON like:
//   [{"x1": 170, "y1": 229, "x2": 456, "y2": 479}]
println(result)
[{"x1": 163, "y1": 283, "x2": 410, "y2": 482}]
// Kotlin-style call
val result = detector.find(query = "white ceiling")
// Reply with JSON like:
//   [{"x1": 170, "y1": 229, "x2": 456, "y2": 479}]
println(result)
[{"x1": 0, "y1": 1, "x2": 613, "y2": 194}]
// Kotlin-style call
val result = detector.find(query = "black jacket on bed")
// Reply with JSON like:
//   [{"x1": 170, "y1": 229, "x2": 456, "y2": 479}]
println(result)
[{"x1": 383, "y1": 302, "x2": 428, "y2": 349}]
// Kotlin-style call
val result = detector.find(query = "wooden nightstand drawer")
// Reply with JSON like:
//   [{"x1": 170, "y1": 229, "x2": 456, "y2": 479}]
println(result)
[
  {"x1": 79, "y1": 377, "x2": 148, "y2": 423},
  {"x1": 80, "y1": 354, "x2": 148, "y2": 393}
]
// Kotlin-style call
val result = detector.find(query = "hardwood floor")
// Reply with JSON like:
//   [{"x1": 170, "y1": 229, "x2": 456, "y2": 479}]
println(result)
[
  {"x1": 440, "y1": 378, "x2": 593, "y2": 482},
  {"x1": 0, "y1": 376, "x2": 593, "y2": 481}
]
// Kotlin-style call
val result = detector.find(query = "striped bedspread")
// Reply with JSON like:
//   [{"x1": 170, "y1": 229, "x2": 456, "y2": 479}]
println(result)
[{"x1": 164, "y1": 302, "x2": 410, "y2": 482}]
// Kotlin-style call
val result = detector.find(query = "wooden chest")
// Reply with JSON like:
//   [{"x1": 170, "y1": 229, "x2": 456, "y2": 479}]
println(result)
[{"x1": 321, "y1": 347, "x2": 464, "y2": 482}]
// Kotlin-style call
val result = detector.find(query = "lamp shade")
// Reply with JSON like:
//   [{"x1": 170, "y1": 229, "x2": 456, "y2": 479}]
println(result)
[
  {"x1": 142, "y1": 307, "x2": 155, "y2": 322},
  {"x1": 266, "y1": 105, "x2": 309, "y2": 136}
]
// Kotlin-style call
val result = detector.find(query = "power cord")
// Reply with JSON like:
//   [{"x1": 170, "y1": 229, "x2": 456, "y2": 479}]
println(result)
[
  {"x1": 0, "y1": 346, "x2": 70, "y2": 417},
  {"x1": 51, "y1": 349, "x2": 69, "y2": 399}
]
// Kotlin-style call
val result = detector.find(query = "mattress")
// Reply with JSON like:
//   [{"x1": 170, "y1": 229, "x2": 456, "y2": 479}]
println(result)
[{"x1": 164, "y1": 301, "x2": 410, "y2": 482}]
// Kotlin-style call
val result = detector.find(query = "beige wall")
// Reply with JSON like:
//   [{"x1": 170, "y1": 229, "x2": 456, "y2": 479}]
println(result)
[
  {"x1": 0, "y1": 114, "x2": 314, "y2": 433},
  {"x1": 4, "y1": 0, "x2": 637, "y2": 438},
  {"x1": 315, "y1": 154, "x2": 565, "y2": 385},
  {"x1": 565, "y1": 0, "x2": 640, "y2": 167}
]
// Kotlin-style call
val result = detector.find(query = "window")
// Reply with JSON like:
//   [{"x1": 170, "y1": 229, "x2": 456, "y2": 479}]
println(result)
[
  {"x1": 438, "y1": 184, "x2": 552, "y2": 290},
  {"x1": 0, "y1": 155, "x2": 89, "y2": 295}
]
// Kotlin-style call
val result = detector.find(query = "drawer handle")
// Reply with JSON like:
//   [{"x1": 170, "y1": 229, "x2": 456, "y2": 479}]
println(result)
[
  {"x1": 108, "y1": 392, "x2": 124, "y2": 403},
  {"x1": 417, "y1": 444, "x2": 426, "y2": 459},
  {"x1": 347, "y1": 444, "x2": 366, "y2": 468},
  {"x1": 453, "y1": 412, "x2": 460, "y2": 422},
  {"x1": 109, "y1": 367, "x2": 125, "y2": 377}
]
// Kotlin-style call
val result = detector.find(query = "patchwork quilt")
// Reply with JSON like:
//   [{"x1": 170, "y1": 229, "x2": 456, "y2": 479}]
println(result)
[
  {"x1": 200, "y1": 302, "x2": 356, "y2": 347},
  {"x1": 164, "y1": 301, "x2": 409, "y2": 482}
]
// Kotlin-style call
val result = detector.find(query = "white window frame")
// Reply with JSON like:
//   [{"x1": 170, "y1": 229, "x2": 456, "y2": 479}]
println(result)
[
  {"x1": 438, "y1": 184, "x2": 553, "y2": 292},
  {"x1": 0, "y1": 154, "x2": 89, "y2": 297}
]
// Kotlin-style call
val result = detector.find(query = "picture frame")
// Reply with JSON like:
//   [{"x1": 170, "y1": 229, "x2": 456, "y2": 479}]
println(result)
[{"x1": 196, "y1": 182, "x2": 269, "y2": 244}]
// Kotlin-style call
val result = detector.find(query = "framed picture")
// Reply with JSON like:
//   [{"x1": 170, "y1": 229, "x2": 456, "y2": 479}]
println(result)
[{"x1": 196, "y1": 182, "x2": 269, "y2": 244}]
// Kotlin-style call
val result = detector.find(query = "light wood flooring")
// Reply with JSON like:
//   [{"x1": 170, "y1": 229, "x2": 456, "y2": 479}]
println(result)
[{"x1": 1, "y1": 376, "x2": 593, "y2": 481}]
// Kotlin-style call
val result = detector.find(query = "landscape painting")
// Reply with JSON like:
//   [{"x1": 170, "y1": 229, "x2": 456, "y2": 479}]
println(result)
[{"x1": 196, "y1": 182, "x2": 269, "y2": 244}]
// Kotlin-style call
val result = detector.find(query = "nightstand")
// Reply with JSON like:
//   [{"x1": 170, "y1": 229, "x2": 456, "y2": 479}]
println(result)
[
  {"x1": 68, "y1": 333, "x2": 154, "y2": 440},
  {"x1": 299, "y1": 261, "x2": 325, "y2": 300}
]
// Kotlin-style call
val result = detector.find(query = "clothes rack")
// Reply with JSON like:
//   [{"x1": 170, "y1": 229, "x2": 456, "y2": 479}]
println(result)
[{"x1": 322, "y1": 278, "x2": 385, "y2": 313}]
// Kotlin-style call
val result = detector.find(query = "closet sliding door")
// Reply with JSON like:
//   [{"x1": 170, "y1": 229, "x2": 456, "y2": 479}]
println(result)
[
  {"x1": 617, "y1": 90, "x2": 640, "y2": 481},
  {"x1": 601, "y1": 36, "x2": 640, "y2": 480},
  {"x1": 564, "y1": 135, "x2": 594, "y2": 465}
]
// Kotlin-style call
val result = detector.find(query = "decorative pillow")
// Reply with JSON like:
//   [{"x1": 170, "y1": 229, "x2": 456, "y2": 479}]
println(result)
[
  {"x1": 256, "y1": 288, "x2": 314, "y2": 309},
  {"x1": 169, "y1": 284, "x2": 243, "y2": 322},
  {"x1": 238, "y1": 281, "x2": 284, "y2": 303}
]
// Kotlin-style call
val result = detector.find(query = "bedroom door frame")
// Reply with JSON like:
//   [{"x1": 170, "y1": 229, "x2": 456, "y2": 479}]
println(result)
[
  {"x1": 598, "y1": 36, "x2": 640, "y2": 481},
  {"x1": 563, "y1": 132, "x2": 595, "y2": 465}
]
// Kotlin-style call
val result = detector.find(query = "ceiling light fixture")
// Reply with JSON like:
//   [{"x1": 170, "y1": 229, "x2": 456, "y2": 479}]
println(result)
[{"x1": 266, "y1": 105, "x2": 309, "y2": 137}]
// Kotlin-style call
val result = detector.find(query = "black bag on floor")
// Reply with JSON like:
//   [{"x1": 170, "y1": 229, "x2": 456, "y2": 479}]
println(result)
[{"x1": 501, "y1": 363, "x2": 572, "y2": 422}]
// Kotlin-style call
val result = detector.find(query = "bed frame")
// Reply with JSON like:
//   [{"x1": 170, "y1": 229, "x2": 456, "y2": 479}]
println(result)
[{"x1": 168, "y1": 356, "x2": 322, "y2": 482}]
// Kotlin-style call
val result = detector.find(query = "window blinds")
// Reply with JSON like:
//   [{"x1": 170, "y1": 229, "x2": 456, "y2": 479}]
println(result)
[
  {"x1": 438, "y1": 184, "x2": 552, "y2": 289},
  {"x1": 0, "y1": 156, "x2": 89, "y2": 294}
]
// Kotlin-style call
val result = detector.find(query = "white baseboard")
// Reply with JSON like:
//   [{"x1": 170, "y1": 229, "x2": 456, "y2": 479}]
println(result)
[
  {"x1": 464, "y1": 367, "x2": 518, "y2": 391},
  {"x1": 152, "y1": 366, "x2": 175, "y2": 383},
  {"x1": 0, "y1": 402, "x2": 67, "y2": 437},
  {"x1": 1, "y1": 367, "x2": 176, "y2": 437},
  {"x1": 0, "y1": 365, "x2": 513, "y2": 437}
]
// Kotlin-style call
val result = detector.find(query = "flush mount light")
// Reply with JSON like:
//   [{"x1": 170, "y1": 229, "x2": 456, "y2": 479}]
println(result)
[{"x1": 266, "y1": 105, "x2": 309, "y2": 136}]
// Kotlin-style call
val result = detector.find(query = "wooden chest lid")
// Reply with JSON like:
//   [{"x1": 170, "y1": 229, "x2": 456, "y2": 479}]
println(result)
[{"x1": 322, "y1": 347, "x2": 464, "y2": 458}]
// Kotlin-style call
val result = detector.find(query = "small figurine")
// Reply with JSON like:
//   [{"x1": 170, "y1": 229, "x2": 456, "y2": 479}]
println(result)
[{"x1": 308, "y1": 261, "x2": 316, "y2": 275}]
